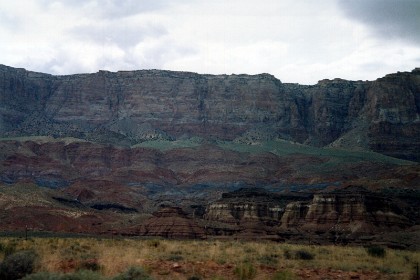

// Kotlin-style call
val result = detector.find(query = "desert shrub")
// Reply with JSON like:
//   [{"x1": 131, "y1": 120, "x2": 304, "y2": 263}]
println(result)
[
  {"x1": 60, "y1": 270, "x2": 105, "y2": 280},
  {"x1": 234, "y1": 262, "x2": 256, "y2": 280},
  {"x1": 21, "y1": 272, "x2": 62, "y2": 280},
  {"x1": 317, "y1": 248, "x2": 330, "y2": 255},
  {"x1": 283, "y1": 250, "x2": 292, "y2": 260},
  {"x1": 243, "y1": 246, "x2": 256, "y2": 254},
  {"x1": 0, "y1": 250, "x2": 38, "y2": 280},
  {"x1": 146, "y1": 240, "x2": 160, "y2": 248},
  {"x1": 283, "y1": 249, "x2": 314, "y2": 260},
  {"x1": 258, "y1": 254, "x2": 278, "y2": 266},
  {"x1": 77, "y1": 258, "x2": 102, "y2": 272},
  {"x1": 112, "y1": 266, "x2": 153, "y2": 280},
  {"x1": 216, "y1": 256, "x2": 227, "y2": 265},
  {"x1": 271, "y1": 270, "x2": 297, "y2": 280},
  {"x1": 377, "y1": 266, "x2": 400, "y2": 274},
  {"x1": 294, "y1": 250, "x2": 314, "y2": 260},
  {"x1": 22, "y1": 270, "x2": 105, "y2": 280},
  {"x1": 1, "y1": 243, "x2": 17, "y2": 257},
  {"x1": 166, "y1": 253, "x2": 183, "y2": 262},
  {"x1": 366, "y1": 246, "x2": 386, "y2": 258}
]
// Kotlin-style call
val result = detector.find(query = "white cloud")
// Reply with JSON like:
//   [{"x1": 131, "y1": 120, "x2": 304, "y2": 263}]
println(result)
[{"x1": 0, "y1": 0, "x2": 419, "y2": 84}]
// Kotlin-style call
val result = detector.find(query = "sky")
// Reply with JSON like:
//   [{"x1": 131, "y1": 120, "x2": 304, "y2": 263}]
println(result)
[{"x1": 0, "y1": 0, "x2": 419, "y2": 84}]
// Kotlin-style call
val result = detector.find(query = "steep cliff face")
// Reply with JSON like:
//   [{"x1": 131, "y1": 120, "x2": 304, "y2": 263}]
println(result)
[
  {"x1": 0, "y1": 66, "x2": 55, "y2": 135},
  {"x1": 280, "y1": 188, "x2": 410, "y2": 234},
  {"x1": 0, "y1": 65, "x2": 418, "y2": 160},
  {"x1": 303, "y1": 79, "x2": 368, "y2": 146},
  {"x1": 205, "y1": 187, "x2": 414, "y2": 242},
  {"x1": 204, "y1": 188, "x2": 290, "y2": 226},
  {"x1": 366, "y1": 71, "x2": 420, "y2": 161}
]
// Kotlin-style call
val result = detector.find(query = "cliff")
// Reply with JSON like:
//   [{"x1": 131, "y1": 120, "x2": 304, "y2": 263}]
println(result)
[
  {"x1": 205, "y1": 187, "x2": 416, "y2": 245},
  {"x1": 280, "y1": 187, "x2": 411, "y2": 233},
  {"x1": 1, "y1": 65, "x2": 419, "y2": 161},
  {"x1": 204, "y1": 188, "x2": 308, "y2": 226}
]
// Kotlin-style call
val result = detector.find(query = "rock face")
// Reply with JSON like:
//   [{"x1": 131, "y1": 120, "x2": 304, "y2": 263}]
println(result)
[
  {"x1": 204, "y1": 188, "x2": 310, "y2": 238},
  {"x1": 139, "y1": 207, "x2": 205, "y2": 239},
  {"x1": 205, "y1": 187, "x2": 415, "y2": 243},
  {"x1": 205, "y1": 188, "x2": 306, "y2": 226},
  {"x1": 0, "y1": 65, "x2": 419, "y2": 160},
  {"x1": 280, "y1": 187, "x2": 411, "y2": 235}
]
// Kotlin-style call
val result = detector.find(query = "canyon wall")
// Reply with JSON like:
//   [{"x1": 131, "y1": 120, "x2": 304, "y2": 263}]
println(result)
[{"x1": 1, "y1": 65, "x2": 419, "y2": 160}]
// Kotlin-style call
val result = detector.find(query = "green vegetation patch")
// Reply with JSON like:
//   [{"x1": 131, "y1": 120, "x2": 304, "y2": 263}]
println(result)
[
  {"x1": 217, "y1": 139, "x2": 413, "y2": 165},
  {"x1": 134, "y1": 137, "x2": 414, "y2": 166},
  {"x1": 132, "y1": 137, "x2": 203, "y2": 150}
]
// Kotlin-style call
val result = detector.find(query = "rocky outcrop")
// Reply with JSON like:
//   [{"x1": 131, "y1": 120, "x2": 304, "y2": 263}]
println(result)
[
  {"x1": 205, "y1": 187, "x2": 415, "y2": 243},
  {"x1": 0, "y1": 65, "x2": 418, "y2": 160},
  {"x1": 204, "y1": 188, "x2": 310, "y2": 238},
  {"x1": 280, "y1": 201, "x2": 310, "y2": 228},
  {"x1": 205, "y1": 188, "x2": 306, "y2": 226},
  {"x1": 280, "y1": 187, "x2": 411, "y2": 235},
  {"x1": 138, "y1": 207, "x2": 205, "y2": 239}
]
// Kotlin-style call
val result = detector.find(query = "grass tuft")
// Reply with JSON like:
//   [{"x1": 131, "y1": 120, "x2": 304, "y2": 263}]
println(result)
[
  {"x1": 366, "y1": 246, "x2": 386, "y2": 258},
  {"x1": 271, "y1": 270, "x2": 297, "y2": 280},
  {"x1": 234, "y1": 262, "x2": 256, "y2": 280}
]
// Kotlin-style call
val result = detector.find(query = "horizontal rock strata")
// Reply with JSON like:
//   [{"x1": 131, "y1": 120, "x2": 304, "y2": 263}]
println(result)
[{"x1": 1, "y1": 65, "x2": 419, "y2": 160}]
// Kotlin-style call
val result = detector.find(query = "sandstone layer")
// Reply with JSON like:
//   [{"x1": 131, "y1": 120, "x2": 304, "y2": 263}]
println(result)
[
  {"x1": 138, "y1": 206, "x2": 205, "y2": 239},
  {"x1": 204, "y1": 187, "x2": 418, "y2": 247}
]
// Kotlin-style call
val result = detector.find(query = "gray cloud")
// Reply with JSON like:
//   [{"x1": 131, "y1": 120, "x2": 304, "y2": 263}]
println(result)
[{"x1": 338, "y1": 0, "x2": 420, "y2": 45}]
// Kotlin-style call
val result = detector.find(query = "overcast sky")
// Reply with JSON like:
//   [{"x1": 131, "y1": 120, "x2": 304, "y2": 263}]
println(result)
[{"x1": 0, "y1": 0, "x2": 419, "y2": 84}]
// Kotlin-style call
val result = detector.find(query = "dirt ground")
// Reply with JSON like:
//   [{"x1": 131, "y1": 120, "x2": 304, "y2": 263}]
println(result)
[{"x1": 142, "y1": 259, "x2": 411, "y2": 280}]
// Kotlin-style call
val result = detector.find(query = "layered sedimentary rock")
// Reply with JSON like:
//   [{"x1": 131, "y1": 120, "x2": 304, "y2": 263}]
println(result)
[
  {"x1": 280, "y1": 201, "x2": 310, "y2": 228},
  {"x1": 204, "y1": 188, "x2": 306, "y2": 226},
  {"x1": 280, "y1": 187, "x2": 410, "y2": 234},
  {"x1": 138, "y1": 207, "x2": 205, "y2": 239},
  {"x1": 204, "y1": 188, "x2": 310, "y2": 238},
  {"x1": 0, "y1": 65, "x2": 419, "y2": 160},
  {"x1": 0, "y1": 140, "x2": 285, "y2": 188},
  {"x1": 205, "y1": 187, "x2": 413, "y2": 240}
]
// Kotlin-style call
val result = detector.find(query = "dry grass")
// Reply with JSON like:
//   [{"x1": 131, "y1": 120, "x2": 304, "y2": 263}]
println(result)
[{"x1": 0, "y1": 237, "x2": 418, "y2": 279}]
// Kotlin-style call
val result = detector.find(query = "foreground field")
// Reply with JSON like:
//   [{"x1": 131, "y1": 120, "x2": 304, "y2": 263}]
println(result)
[{"x1": 0, "y1": 237, "x2": 419, "y2": 280}]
